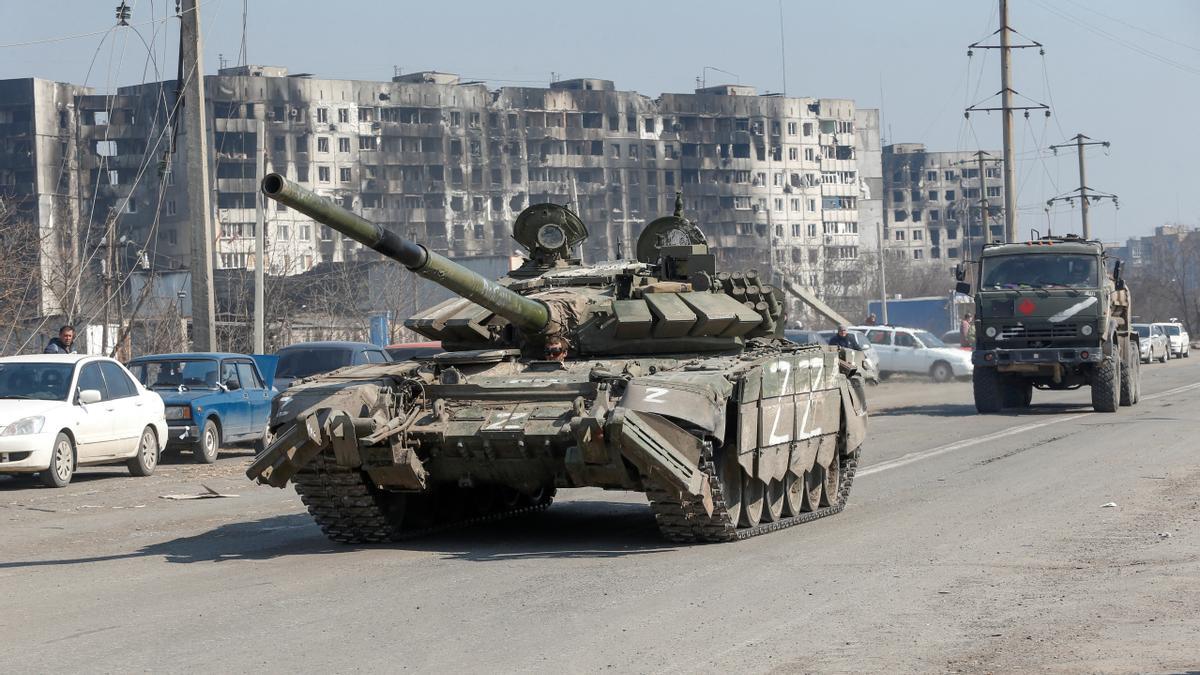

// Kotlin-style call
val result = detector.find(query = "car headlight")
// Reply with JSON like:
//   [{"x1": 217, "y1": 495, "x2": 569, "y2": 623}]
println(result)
[
  {"x1": 985, "y1": 326, "x2": 997, "y2": 338},
  {"x1": 165, "y1": 406, "x2": 192, "y2": 421},
  {"x1": 0, "y1": 416, "x2": 45, "y2": 436},
  {"x1": 1080, "y1": 324, "x2": 1093, "y2": 336}
]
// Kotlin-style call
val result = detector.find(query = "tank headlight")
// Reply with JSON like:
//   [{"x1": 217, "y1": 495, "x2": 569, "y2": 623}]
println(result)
[
  {"x1": 985, "y1": 326, "x2": 998, "y2": 338},
  {"x1": 1080, "y1": 324, "x2": 1094, "y2": 336}
]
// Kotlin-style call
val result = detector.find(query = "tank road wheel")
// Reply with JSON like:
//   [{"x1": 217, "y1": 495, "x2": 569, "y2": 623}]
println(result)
[
  {"x1": 801, "y1": 465, "x2": 824, "y2": 512},
  {"x1": 1120, "y1": 340, "x2": 1139, "y2": 407},
  {"x1": 782, "y1": 473, "x2": 805, "y2": 517},
  {"x1": 719, "y1": 449, "x2": 743, "y2": 527},
  {"x1": 763, "y1": 478, "x2": 785, "y2": 523},
  {"x1": 1091, "y1": 348, "x2": 1121, "y2": 413},
  {"x1": 739, "y1": 473, "x2": 765, "y2": 528},
  {"x1": 819, "y1": 454, "x2": 841, "y2": 507},
  {"x1": 973, "y1": 365, "x2": 1003, "y2": 413}
]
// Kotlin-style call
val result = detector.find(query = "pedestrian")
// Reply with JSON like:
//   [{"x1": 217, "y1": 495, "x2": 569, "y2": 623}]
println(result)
[
  {"x1": 865, "y1": 313, "x2": 877, "y2": 326},
  {"x1": 827, "y1": 325, "x2": 853, "y2": 349},
  {"x1": 44, "y1": 325, "x2": 77, "y2": 354},
  {"x1": 960, "y1": 313, "x2": 975, "y2": 345}
]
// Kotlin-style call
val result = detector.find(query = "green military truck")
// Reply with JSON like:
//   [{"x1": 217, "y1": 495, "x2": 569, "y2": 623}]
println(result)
[{"x1": 957, "y1": 234, "x2": 1139, "y2": 413}]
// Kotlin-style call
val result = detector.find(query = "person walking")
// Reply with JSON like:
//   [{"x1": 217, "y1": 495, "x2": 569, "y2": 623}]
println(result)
[
  {"x1": 44, "y1": 325, "x2": 77, "y2": 354},
  {"x1": 960, "y1": 313, "x2": 975, "y2": 345}
]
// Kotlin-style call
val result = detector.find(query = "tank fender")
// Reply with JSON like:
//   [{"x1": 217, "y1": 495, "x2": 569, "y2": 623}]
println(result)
[
  {"x1": 838, "y1": 377, "x2": 868, "y2": 455},
  {"x1": 619, "y1": 376, "x2": 731, "y2": 444},
  {"x1": 608, "y1": 408, "x2": 714, "y2": 515}
]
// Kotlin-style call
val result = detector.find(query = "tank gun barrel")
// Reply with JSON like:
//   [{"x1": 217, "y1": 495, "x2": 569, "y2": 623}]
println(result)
[{"x1": 261, "y1": 173, "x2": 549, "y2": 333}]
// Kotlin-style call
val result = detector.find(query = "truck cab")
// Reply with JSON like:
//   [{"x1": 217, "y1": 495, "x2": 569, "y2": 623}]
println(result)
[{"x1": 962, "y1": 234, "x2": 1138, "y2": 413}]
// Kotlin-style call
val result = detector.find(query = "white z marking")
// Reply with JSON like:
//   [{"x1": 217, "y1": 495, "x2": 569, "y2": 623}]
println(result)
[
  {"x1": 767, "y1": 406, "x2": 790, "y2": 445},
  {"x1": 642, "y1": 387, "x2": 669, "y2": 403},
  {"x1": 769, "y1": 359, "x2": 792, "y2": 395}
]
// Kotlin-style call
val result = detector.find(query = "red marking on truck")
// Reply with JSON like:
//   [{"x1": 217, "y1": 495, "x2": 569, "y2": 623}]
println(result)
[{"x1": 1018, "y1": 298, "x2": 1036, "y2": 315}]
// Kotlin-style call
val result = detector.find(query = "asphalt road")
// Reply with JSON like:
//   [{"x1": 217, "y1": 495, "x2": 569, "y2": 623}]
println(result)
[{"x1": 2, "y1": 358, "x2": 1198, "y2": 673}]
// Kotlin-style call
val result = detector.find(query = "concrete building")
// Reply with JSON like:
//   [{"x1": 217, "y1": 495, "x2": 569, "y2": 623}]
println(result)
[
  {"x1": 0, "y1": 77, "x2": 93, "y2": 318},
  {"x1": 2, "y1": 68, "x2": 883, "y2": 334},
  {"x1": 881, "y1": 143, "x2": 1002, "y2": 263}
]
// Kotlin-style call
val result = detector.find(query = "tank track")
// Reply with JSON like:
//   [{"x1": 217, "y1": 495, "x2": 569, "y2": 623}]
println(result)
[
  {"x1": 646, "y1": 449, "x2": 860, "y2": 543},
  {"x1": 293, "y1": 452, "x2": 554, "y2": 544}
]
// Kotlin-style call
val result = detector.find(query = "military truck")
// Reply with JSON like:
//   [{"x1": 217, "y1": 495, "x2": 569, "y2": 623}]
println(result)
[
  {"x1": 245, "y1": 174, "x2": 868, "y2": 543},
  {"x1": 957, "y1": 234, "x2": 1139, "y2": 413}
]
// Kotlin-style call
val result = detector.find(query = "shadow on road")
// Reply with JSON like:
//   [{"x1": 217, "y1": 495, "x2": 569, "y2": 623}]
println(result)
[
  {"x1": 875, "y1": 401, "x2": 1098, "y2": 418},
  {"x1": 0, "y1": 498, "x2": 674, "y2": 569}
]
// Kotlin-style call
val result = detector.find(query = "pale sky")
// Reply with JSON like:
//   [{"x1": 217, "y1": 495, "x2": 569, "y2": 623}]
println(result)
[{"x1": 2, "y1": 0, "x2": 1197, "y2": 242}]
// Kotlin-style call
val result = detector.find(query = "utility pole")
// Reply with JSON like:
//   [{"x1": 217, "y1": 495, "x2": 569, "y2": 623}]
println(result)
[
  {"x1": 965, "y1": 0, "x2": 1049, "y2": 243},
  {"x1": 998, "y1": 0, "x2": 1016, "y2": 243},
  {"x1": 876, "y1": 217, "x2": 888, "y2": 325},
  {"x1": 179, "y1": 0, "x2": 217, "y2": 350},
  {"x1": 952, "y1": 151, "x2": 1002, "y2": 254},
  {"x1": 253, "y1": 119, "x2": 265, "y2": 353},
  {"x1": 1047, "y1": 134, "x2": 1117, "y2": 239}
]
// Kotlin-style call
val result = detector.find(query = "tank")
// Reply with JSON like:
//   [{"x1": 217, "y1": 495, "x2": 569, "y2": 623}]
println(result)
[{"x1": 247, "y1": 174, "x2": 869, "y2": 542}]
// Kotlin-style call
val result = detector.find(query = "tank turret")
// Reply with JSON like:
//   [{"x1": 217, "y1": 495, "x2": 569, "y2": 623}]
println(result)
[{"x1": 261, "y1": 174, "x2": 784, "y2": 355}]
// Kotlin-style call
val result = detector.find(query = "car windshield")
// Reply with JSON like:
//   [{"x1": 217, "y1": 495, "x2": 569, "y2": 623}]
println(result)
[
  {"x1": 0, "y1": 362, "x2": 75, "y2": 401},
  {"x1": 914, "y1": 331, "x2": 947, "y2": 348},
  {"x1": 1161, "y1": 325, "x2": 1181, "y2": 336},
  {"x1": 276, "y1": 348, "x2": 353, "y2": 378},
  {"x1": 129, "y1": 359, "x2": 220, "y2": 390},
  {"x1": 981, "y1": 253, "x2": 1099, "y2": 289},
  {"x1": 1133, "y1": 325, "x2": 1150, "y2": 338}
]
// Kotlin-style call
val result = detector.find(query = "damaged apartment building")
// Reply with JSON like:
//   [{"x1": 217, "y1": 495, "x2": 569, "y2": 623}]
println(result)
[
  {"x1": 882, "y1": 143, "x2": 1003, "y2": 263},
  {"x1": 4, "y1": 67, "x2": 882, "y2": 324}
]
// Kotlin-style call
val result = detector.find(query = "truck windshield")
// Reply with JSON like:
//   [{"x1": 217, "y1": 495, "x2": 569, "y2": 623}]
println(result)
[{"x1": 981, "y1": 253, "x2": 1099, "y2": 289}]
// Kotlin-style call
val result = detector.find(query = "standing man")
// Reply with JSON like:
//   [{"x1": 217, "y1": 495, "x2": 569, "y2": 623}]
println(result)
[
  {"x1": 827, "y1": 326, "x2": 853, "y2": 349},
  {"x1": 960, "y1": 313, "x2": 975, "y2": 346},
  {"x1": 864, "y1": 313, "x2": 878, "y2": 326},
  {"x1": 44, "y1": 325, "x2": 77, "y2": 354}
]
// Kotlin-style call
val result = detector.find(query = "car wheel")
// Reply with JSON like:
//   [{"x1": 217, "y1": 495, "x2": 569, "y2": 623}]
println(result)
[
  {"x1": 127, "y1": 426, "x2": 159, "y2": 476},
  {"x1": 1160, "y1": 349, "x2": 1168, "y2": 364},
  {"x1": 39, "y1": 432, "x2": 75, "y2": 488},
  {"x1": 253, "y1": 423, "x2": 273, "y2": 454},
  {"x1": 193, "y1": 418, "x2": 220, "y2": 464},
  {"x1": 929, "y1": 361, "x2": 954, "y2": 383}
]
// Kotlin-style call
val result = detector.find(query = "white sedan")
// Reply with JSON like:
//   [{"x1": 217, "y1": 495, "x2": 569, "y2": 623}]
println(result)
[
  {"x1": 850, "y1": 325, "x2": 975, "y2": 382},
  {"x1": 0, "y1": 355, "x2": 167, "y2": 487}
]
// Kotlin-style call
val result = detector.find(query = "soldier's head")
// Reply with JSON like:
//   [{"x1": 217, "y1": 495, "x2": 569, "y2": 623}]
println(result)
[{"x1": 544, "y1": 336, "x2": 569, "y2": 362}]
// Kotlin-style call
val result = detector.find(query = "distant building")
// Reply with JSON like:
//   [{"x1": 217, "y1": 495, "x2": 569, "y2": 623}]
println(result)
[
  {"x1": 1, "y1": 68, "x2": 884, "y2": 327},
  {"x1": 881, "y1": 143, "x2": 1002, "y2": 263},
  {"x1": 1109, "y1": 224, "x2": 1198, "y2": 268},
  {"x1": 0, "y1": 77, "x2": 93, "y2": 317}
]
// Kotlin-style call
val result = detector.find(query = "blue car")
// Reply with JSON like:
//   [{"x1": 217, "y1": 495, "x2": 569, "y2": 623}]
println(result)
[{"x1": 126, "y1": 353, "x2": 276, "y2": 463}]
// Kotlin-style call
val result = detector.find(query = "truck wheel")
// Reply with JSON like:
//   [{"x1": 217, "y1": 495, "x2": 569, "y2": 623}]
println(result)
[
  {"x1": 973, "y1": 366, "x2": 1003, "y2": 413},
  {"x1": 1091, "y1": 351, "x2": 1121, "y2": 413},
  {"x1": 1000, "y1": 378, "x2": 1031, "y2": 408},
  {"x1": 1120, "y1": 340, "x2": 1139, "y2": 407}
]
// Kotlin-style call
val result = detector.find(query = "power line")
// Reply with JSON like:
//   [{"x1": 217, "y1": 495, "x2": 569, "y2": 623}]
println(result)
[{"x1": 1032, "y1": 0, "x2": 1200, "y2": 77}]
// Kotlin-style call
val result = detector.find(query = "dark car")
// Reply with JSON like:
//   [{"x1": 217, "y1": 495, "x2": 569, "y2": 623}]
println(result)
[
  {"x1": 126, "y1": 353, "x2": 275, "y2": 463},
  {"x1": 384, "y1": 341, "x2": 442, "y2": 361},
  {"x1": 273, "y1": 341, "x2": 391, "y2": 390}
]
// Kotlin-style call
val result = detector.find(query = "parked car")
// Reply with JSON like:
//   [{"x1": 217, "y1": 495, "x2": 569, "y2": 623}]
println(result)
[
  {"x1": 1133, "y1": 324, "x2": 1169, "y2": 364},
  {"x1": 385, "y1": 341, "x2": 442, "y2": 361},
  {"x1": 1152, "y1": 321, "x2": 1190, "y2": 359},
  {"x1": 0, "y1": 355, "x2": 167, "y2": 487},
  {"x1": 272, "y1": 341, "x2": 392, "y2": 390},
  {"x1": 815, "y1": 329, "x2": 881, "y2": 384},
  {"x1": 850, "y1": 325, "x2": 974, "y2": 382},
  {"x1": 940, "y1": 330, "x2": 968, "y2": 348},
  {"x1": 127, "y1": 353, "x2": 275, "y2": 463}
]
